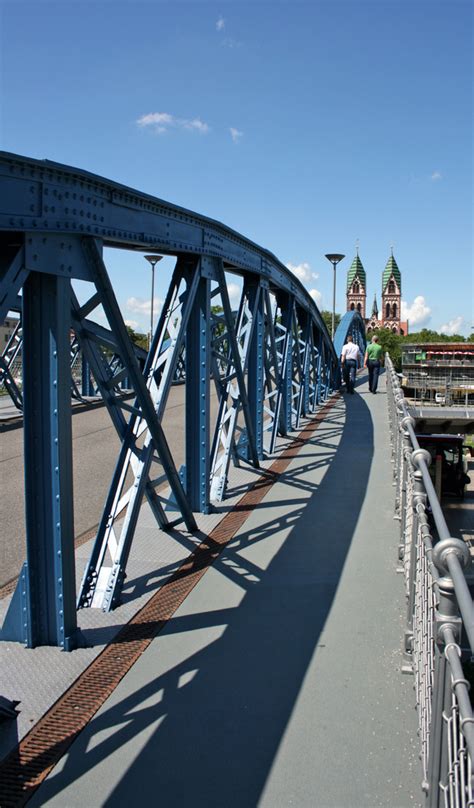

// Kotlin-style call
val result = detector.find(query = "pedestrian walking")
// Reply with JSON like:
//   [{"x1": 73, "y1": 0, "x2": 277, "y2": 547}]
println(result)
[
  {"x1": 341, "y1": 334, "x2": 361, "y2": 394},
  {"x1": 364, "y1": 334, "x2": 383, "y2": 393}
]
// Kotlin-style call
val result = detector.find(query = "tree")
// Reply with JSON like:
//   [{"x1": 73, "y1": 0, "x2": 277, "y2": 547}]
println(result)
[
  {"x1": 126, "y1": 325, "x2": 148, "y2": 351},
  {"x1": 320, "y1": 310, "x2": 341, "y2": 335},
  {"x1": 372, "y1": 329, "x2": 403, "y2": 371}
]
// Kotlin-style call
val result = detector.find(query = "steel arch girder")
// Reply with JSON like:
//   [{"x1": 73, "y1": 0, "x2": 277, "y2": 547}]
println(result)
[
  {"x1": 333, "y1": 311, "x2": 367, "y2": 382},
  {"x1": 0, "y1": 151, "x2": 337, "y2": 367}
]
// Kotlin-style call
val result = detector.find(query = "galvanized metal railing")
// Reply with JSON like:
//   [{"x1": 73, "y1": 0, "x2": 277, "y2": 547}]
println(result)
[{"x1": 387, "y1": 354, "x2": 474, "y2": 807}]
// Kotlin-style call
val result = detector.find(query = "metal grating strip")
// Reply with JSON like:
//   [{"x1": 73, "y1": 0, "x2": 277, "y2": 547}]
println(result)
[{"x1": 0, "y1": 395, "x2": 339, "y2": 807}]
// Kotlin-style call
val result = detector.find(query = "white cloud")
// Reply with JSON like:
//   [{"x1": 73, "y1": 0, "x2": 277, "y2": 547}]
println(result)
[
  {"x1": 216, "y1": 15, "x2": 225, "y2": 31},
  {"x1": 227, "y1": 282, "x2": 241, "y2": 307},
  {"x1": 183, "y1": 118, "x2": 210, "y2": 134},
  {"x1": 137, "y1": 112, "x2": 210, "y2": 135},
  {"x1": 440, "y1": 315, "x2": 464, "y2": 336},
  {"x1": 309, "y1": 288, "x2": 323, "y2": 308},
  {"x1": 137, "y1": 112, "x2": 173, "y2": 128},
  {"x1": 126, "y1": 296, "x2": 163, "y2": 317},
  {"x1": 125, "y1": 319, "x2": 139, "y2": 330},
  {"x1": 431, "y1": 171, "x2": 442, "y2": 181},
  {"x1": 230, "y1": 127, "x2": 243, "y2": 143},
  {"x1": 401, "y1": 296, "x2": 432, "y2": 327},
  {"x1": 286, "y1": 261, "x2": 319, "y2": 285}
]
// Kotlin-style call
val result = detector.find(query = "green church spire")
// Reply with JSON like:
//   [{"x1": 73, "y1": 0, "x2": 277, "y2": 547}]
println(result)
[
  {"x1": 346, "y1": 254, "x2": 367, "y2": 292},
  {"x1": 382, "y1": 252, "x2": 401, "y2": 293}
]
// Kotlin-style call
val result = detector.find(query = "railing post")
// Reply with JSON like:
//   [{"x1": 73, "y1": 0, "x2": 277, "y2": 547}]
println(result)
[
  {"x1": 426, "y1": 546, "x2": 465, "y2": 806},
  {"x1": 402, "y1": 449, "x2": 430, "y2": 673},
  {"x1": 425, "y1": 645, "x2": 451, "y2": 806},
  {"x1": 397, "y1": 415, "x2": 416, "y2": 563}
]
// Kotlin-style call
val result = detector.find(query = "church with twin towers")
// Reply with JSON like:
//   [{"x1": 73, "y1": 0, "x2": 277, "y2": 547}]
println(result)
[{"x1": 346, "y1": 250, "x2": 408, "y2": 335}]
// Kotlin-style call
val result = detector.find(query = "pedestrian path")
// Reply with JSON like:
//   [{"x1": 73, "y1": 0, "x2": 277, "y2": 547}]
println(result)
[{"x1": 4, "y1": 373, "x2": 422, "y2": 807}]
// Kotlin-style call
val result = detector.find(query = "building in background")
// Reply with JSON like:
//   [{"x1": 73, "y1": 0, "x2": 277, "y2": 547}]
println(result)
[
  {"x1": 401, "y1": 343, "x2": 474, "y2": 405},
  {"x1": 346, "y1": 250, "x2": 408, "y2": 335},
  {"x1": 0, "y1": 314, "x2": 20, "y2": 347}
]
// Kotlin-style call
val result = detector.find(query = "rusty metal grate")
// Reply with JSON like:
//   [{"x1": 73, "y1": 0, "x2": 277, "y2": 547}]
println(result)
[{"x1": 0, "y1": 396, "x2": 339, "y2": 807}]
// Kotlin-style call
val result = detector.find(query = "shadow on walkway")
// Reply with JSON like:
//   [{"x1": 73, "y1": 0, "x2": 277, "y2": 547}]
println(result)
[{"x1": 33, "y1": 394, "x2": 374, "y2": 807}]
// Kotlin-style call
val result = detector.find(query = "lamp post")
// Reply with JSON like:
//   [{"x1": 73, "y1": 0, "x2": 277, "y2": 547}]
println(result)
[
  {"x1": 144, "y1": 254, "x2": 163, "y2": 349},
  {"x1": 325, "y1": 253, "x2": 345, "y2": 340}
]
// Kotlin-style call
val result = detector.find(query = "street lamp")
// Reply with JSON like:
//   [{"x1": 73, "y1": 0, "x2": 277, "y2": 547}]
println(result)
[
  {"x1": 325, "y1": 253, "x2": 345, "y2": 340},
  {"x1": 144, "y1": 254, "x2": 163, "y2": 349}
]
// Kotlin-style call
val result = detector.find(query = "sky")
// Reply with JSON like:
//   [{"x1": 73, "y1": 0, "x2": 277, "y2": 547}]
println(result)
[{"x1": 1, "y1": 0, "x2": 472, "y2": 336}]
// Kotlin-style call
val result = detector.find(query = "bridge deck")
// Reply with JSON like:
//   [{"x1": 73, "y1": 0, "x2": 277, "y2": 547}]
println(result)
[{"x1": 2, "y1": 373, "x2": 421, "y2": 807}]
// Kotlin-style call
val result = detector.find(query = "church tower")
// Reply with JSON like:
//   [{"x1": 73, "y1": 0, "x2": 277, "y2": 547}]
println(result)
[
  {"x1": 367, "y1": 293, "x2": 379, "y2": 333},
  {"x1": 346, "y1": 252, "x2": 367, "y2": 318},
  {"x1": 381, "y1": 252, "x2": 402, "y2": 333}
]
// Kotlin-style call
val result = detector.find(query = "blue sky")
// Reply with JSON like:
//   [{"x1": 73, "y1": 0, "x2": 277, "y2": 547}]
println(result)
[{"x1": 1, "y1": 0, "x2": 472, "y2": 335}]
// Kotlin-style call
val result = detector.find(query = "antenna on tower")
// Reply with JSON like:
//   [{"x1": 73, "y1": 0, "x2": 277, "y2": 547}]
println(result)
[{"x1": 356, "y1": 238, "x2": 360, "y2": 256}]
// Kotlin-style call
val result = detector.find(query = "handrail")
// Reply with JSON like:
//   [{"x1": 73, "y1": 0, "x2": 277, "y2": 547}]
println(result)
[
  {"x1": 386, "y1": 353, "x2": 474, "y2": 803},
  {"x1": 387, "y1": 356, "x2": 474, "y2": 648}
]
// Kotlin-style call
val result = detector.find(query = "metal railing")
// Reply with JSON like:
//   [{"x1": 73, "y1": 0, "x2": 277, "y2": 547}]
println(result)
[{"x1": 387, "y1": 354, "x2": 474, "y2": 807}]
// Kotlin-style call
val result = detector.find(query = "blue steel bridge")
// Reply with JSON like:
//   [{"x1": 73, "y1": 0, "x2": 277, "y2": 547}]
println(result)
[{"x1": 0, "y1": 152, "x2": 473, "y2": 808}]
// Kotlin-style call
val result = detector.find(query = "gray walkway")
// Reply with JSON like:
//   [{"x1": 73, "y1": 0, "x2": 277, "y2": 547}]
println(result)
[{"x1": 15, "y1": 374, "x2": 421, "y2": 806}]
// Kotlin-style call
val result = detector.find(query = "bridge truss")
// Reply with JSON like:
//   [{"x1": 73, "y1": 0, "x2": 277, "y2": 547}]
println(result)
[
  {"x1": 0, "y1": 151, "x2": 340, "y2": 648},
  {"x1": 333, "y1": 310, "x2": 366, "y2": 368}
]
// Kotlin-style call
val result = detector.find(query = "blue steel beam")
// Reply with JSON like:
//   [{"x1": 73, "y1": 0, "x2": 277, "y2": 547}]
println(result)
[
  {"x1": 1, "y1": 273, "x2": 79, "y2": 649},
  {"x1": 279, "y1": 296, "x2": 294, "y2": 436},
  {"x1": 0, "y1": 152, "x2": 334, "y2": 350},
  {"x1": 333, "y1": 310, "x2": 367, "y2": 369},
  {"x1": 185, "y1": 270, "x2": 211, "y2": 512},
  {"x1": 209, "y1": 265, "x2": 261, "y2": 501},
  {"x1": 77, "y1": 255, "x2": 202, "y2": 610},
  {"x1": 247, "y1": 279, "x2": 265, "y2": 461}
]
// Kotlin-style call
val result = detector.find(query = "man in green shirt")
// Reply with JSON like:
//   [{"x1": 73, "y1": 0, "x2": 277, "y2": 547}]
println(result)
[{"x1": 364, "y1": 335, "x2": 383, "y2": 394}]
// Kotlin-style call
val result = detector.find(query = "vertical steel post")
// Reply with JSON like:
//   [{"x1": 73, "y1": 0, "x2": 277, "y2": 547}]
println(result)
[
  {"x1": 247, "y1": 281, "x2": 264, "y2": 460},
  {"x1": 185, "y1": 274, "x2": 211, "y2": 512},
  {"x1": 280, "y1": 298, "x2": 294, "y2": 434},
  {"x1": 316, "y1": 332, "x2": 323, "y2": 405},
  {"x1": 22, "y1": 272, "x2": 78, "y2": 648},
  {"x1": 81, "y1": 353, "x2": 92, "y2": 396}
]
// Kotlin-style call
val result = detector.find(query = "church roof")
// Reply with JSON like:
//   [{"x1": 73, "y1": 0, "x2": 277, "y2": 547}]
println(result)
[
  {"x1": 371, "y1": 293, "x2": 378, "y2": 317},
  {"x1": 346, "y1": 254, "x2": 366, "y2": 292},
  {"x1": 382, "y1": 254, "x2": 401, "y2": 293}
]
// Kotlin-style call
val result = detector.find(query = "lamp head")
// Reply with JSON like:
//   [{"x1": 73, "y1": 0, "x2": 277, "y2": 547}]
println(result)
[
  {"x1": 144, "y1": 254, "x2": 163, "y2": 268},
  {"x1": 325, "y1": 253, "x2": 345, "y2": 265}
]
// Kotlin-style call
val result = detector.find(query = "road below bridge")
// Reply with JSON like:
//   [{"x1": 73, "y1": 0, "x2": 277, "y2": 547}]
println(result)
[{"x1": 0, "y1": 386, "x2": 218, "y2": 590}]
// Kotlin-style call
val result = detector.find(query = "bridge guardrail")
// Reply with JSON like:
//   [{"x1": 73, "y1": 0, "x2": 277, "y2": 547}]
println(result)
[{"x1": 387, "y1": 354, "x2": 474, "y2": 807}]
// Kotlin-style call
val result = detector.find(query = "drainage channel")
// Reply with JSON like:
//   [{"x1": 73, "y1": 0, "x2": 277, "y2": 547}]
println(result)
[{"x1": 0, "y1": 396, "x2": 339, "y2": 807}]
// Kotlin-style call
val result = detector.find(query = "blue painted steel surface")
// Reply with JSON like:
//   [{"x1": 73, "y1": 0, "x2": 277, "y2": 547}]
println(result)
[
  {"x1": 0, "y1": 151, "x2": 340, "y2": 638},
  {"x1": 185, "y1": 270, "x2": 211, "y2": 512},
  {"x1": 1, "y1": 274, "x2": 79, "y2": 648},
  {"x1": 333, "y1": 311, "x2": 367, "y2": 387},
  {"x1": 247, "y1": 281, "x2": 265, "y2": 460},
  {"x1": 333, "y1": 310, "x2": 366, "y2": 361}
]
